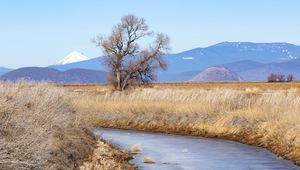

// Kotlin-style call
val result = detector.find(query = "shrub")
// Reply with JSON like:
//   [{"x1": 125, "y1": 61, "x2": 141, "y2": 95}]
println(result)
[
  {"x1": 0, "y1": 82, "x2": 95, "y2": 170},
  {"x1": 267, "y1": 73, "x2": 294, "y2": 82}
]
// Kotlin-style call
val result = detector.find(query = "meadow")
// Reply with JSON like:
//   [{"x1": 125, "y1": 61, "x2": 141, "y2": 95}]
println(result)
[
  {"x1": 1, "y1": 81, "x2": 300, "y2": 169},
  {"x1": 62, "y1": 81, "x2": 300, "y2": 93},
  {"x1": 71, "y1": 82, "x2": 300, "y2": 166}
]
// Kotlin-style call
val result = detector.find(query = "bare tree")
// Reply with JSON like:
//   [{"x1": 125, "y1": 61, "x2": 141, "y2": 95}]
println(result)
[
  {"x1": 277, "y1": 74, "x2": 285, "y2": 82},
  {"x1": 94, "y1": 14, "x2": 170, "y2": 90},
  {"x1": 286, "y1": 74, "x2": 294, "y2": 82},
  {"x1": 268, "y1": 73, "x2": 296, "y2": 83},
  {"x1": 267, "y1": 73, "x2": 277, "y2": 82}
]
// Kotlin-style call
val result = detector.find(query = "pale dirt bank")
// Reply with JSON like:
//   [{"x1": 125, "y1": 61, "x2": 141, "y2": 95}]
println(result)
[{"x1": 79, "y1": 139, "x2": 135, "y2": 170}]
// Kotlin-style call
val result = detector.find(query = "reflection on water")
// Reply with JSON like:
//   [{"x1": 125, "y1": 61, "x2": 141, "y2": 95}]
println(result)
[{"x1": 95, "y1": 128, "x2": 300, "y2": 170}]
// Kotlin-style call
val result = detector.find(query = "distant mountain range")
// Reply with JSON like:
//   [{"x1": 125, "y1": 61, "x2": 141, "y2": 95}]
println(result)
[
  {"x1": 50, "y1": 57, "x2": 102, "y2": 71},
  {"x1": 162, "y1": 42, "x2": 300, "y2": 73},
  {"x1": 220, "y1": 59, "x2": 300, "y2": 81},
  {"x1": 50, "y1": 42, "x2": 300, "y2": 72},
  {"x1": 1, "y1": 42, "x2": 300, "y2": 83},
  {"x1": 0, "y1": 67, "x2": 12, "y2": 76},
  {"x1": 0, "y1": 67, "x2": 107, "y2": 84},
  {"x1": 166, "y1": 59, "x2": 300, "y2": 82}
]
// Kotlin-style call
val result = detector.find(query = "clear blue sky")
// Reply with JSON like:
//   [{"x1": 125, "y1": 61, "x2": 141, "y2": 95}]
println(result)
[{"x1": 1, "y1": 0, "x2": 300, "y2": 68}]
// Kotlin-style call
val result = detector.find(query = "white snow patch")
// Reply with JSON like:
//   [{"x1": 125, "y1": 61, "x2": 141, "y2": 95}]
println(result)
[
  {"x1": 288, "y1": 55, "x2": 298, "y2": 59},
  {"x1": 182, "y1": 57, "x2": 194, "y2": 60},
  {"x1": 234, "y1": 42, "x2": 241, "y2": 47},
  {"x1": 197, "y1": 52, "x2": 204, "y2": 55},
  {"x1": 57, "y1": 51, "x2": 89, "y2": 65}
]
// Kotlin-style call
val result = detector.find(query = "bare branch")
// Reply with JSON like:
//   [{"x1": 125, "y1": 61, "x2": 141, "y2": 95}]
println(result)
[{"x1": 94, "y1": 14, "x2": 170, "y2": 90}]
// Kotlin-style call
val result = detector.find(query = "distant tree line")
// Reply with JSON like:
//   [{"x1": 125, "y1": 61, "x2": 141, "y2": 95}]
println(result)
[{"x1": 267, "y1": 73, "x2": 294, "y2": 82}]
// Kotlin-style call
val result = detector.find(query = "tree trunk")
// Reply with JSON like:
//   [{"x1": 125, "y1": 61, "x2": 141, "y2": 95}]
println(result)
[
  {"x1": 121, "y1": 74, "x2": 131, "y2": 91},
  {"x1": 116, "y1": 69, "x2": 121, "y2": 90}
]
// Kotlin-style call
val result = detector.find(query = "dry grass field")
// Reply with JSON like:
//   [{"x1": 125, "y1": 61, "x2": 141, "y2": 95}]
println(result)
[
  {"x1": 61, "y1": 81, "x2": 300, "y2": 93},
  {"x1": 1, "y1": 81, "x2": 300, "y2": 169},
  {"x1": 70, "y1": 82, "x2": 300, "y2": 166},
  {"x1": 0, "y1": 82, "x2": 96, "y2": 170},
  {"x1": 0, "y1": 82, "x2": 134, "y2": 170}
]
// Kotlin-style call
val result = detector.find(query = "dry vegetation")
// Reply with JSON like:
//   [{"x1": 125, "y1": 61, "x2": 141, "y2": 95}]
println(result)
[
  {"x1": 61, "y1": 81, "x2": 300, "y2": 93},
  {"x1": 2, "y1": 81, "x2": 300, "y2": 169},
  {"x1": 79, "y1": 139, "x2": 135, "y2": 170},
  {"x1": 0, "y1": 82, "x2": 134, "y2": 170},
  {"x1": 71, "y1": 83, "x2": 300, "y2": 166},
  {"x1": 151, "y1": 82, "x2": 300, "y2": 92}
]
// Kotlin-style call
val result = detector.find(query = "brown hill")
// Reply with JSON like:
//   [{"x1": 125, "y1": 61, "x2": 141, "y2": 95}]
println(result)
[{"x1": 191, "y1": 67, "x2": 242, "y2": 82}]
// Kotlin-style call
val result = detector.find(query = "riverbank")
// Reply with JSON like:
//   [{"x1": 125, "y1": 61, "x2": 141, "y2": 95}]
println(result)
[
  {"x1": 73, "y1": 86, "x2": 300, "y2": 166},
  {"x1": 0, "y1": 82, "x2": 134, "y2": 170},
  {"x1": 79, "y1": 139, "x2": 135, "y2": 170}
]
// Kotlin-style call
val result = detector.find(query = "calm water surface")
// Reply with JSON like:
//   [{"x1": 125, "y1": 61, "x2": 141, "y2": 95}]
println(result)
[{"x1": 95, "y1": 128, "x2": 300, "y2": 170}]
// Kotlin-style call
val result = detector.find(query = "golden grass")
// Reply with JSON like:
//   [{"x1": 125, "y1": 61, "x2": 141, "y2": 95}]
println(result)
[
  {"x1": 0, "y1": 82, "x2": 97, "y2": 170},
  {"x1": 8, "y1": 82, "x2": 297, "y2": 168},
  {"x1": 61, "y1": 81, "x2": 300, "y2": 93},
  {"x1": 152, "y1": 82, "x2": 300, "y2": 93},
  {"x1": 0, "y1": 82, "x2": 134, "y2": 170},
  {"x1": 72, "y1": 84, "x2": 300, "y2": 166}
]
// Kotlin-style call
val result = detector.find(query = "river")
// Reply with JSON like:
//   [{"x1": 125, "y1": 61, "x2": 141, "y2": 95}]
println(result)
[{"x1": 95, "y1": 128, "x2": 300, "y2": 170}]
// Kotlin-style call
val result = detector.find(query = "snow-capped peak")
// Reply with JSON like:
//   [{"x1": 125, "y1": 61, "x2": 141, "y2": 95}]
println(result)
[{"x1": 57, "y1": 51, "x2": 89, "y2": 65}]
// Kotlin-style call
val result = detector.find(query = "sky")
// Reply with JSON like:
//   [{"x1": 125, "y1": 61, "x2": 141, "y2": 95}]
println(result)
[{"x1": 1, "y1": 0, "x2": 300, "y2": 68}]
